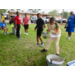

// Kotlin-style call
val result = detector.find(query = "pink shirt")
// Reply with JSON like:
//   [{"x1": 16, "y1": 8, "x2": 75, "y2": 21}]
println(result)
[{"x1": 23, "y1": 17, "x2": 29, "y2": 25}]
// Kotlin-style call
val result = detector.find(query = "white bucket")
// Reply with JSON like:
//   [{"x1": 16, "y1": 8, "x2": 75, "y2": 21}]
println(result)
[
  {"x1": 12, "y1": 27, "x2": 21, "y2": 35},
  {"x1": 46, "y1": 54, "x2": 65, "y2": 66}
]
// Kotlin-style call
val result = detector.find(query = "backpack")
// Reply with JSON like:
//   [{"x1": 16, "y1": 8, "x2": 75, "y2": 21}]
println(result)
[{"x1": 55, "y1": 22, "x2": 59, "y2": 32}]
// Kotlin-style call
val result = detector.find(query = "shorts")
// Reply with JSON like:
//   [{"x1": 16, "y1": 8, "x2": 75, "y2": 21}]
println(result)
[
  {"x1": 37, "y1": 29, "x2": 43, "y2": 36},
  {"x1": 1, "y1": 27, "x2": 6, "y2": 29},
  {"x1": 24, "y1": 24, "x2": 29, "y2": 29}
]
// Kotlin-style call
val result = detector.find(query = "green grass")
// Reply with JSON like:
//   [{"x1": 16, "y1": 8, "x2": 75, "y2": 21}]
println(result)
[{"x1": 0, "y1": 23, "x2": 75, "y2": 66}]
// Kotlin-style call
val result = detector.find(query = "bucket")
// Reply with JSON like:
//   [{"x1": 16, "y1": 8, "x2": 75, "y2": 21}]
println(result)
[
  {"x1": 46, "y1": 54, "x2": 65, "y2": 66},
  {"x1": 42, "y1": 32, "x2": 49, "y2": 39}
]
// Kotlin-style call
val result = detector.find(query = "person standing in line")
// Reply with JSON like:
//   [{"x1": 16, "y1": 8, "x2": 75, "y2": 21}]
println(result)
[
  {"x1": 15, "y1": 12, "x2": 22, "y2": 39},
  {"x1": 34, "y1": 13, "x2": 46, "y2": 47},
  {"x1": 23, "y1": 13, "x2": 29, "y2": 35},
  {"x1": 66, "y1": 11, "x2": 75, "y2": 40},
  {"x1": 41, "y1": 17, "x2": 61, "y2": 56}
]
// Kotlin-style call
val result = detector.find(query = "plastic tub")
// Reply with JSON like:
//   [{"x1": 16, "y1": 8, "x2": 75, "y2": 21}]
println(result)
[{"x1": 46, "y1": 54, "x2": 64, "y2": 66}]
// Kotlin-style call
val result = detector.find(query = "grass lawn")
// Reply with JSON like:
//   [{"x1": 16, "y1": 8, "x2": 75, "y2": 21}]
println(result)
[{"x1": 0, "y1": 23, "x2": 75, "y2": 66}]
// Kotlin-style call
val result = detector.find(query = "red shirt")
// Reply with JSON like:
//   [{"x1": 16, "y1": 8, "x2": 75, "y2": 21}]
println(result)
[{"x1": 15, "y1": 16, "x2": 21, "y2": 24}]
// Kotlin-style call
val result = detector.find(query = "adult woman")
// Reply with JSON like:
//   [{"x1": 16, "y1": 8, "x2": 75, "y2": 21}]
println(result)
[{"x1": 66, "y1": 11, "x2": 75, "y2": 39}]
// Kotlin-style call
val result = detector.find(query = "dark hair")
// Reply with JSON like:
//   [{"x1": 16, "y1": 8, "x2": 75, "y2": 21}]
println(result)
[
  {"x1": 25, "y1": 13, "x2": 27, "y2": 15},
  {"x1": 37, "y1": 13, "x2": 40, "y2": 16},
  {"x1": 50, "y1": 17, "x2": 55, "y2": 22},
  {"x1": 16, "y1": 12, "x2": 19, "y2": 14}
]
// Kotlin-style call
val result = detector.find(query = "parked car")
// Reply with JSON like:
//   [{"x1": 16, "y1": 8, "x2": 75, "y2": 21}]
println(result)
[
  {"x1": 55, "y1": 18, "x2": 59, "y2": 23},
  {"x1": 57, "y1": 18, "x2": 67, "y2": 23},
  {"x1": 42, "y1": 17, "x2": 50, "y2": 24},
  {"x1": 9, "y1": 16, "x2": 15, "y2": 25},
  {"x1": 31, "y1": 16, "x2": 37, "y2": 23}
]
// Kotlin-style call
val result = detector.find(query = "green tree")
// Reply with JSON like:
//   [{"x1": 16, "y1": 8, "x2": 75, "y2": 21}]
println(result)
[
  {"x1": 49, "y1": 10, "x2": 59, "y2": 16},
  {"x1": 61, "y1": 11, "x2": 70, "y2": 18},
  {"x1": 16, "y1": 9, "x2": 20, "y2": 12},
  {"x1": 28, "y1": 9, "x2": 41, "y2": 13},
  {"x1": 10, "y1": 9, "x2": 15, "y2": 11},
  {"x1": 0, "y1": 9, "x2": 7, "y2": 15}
]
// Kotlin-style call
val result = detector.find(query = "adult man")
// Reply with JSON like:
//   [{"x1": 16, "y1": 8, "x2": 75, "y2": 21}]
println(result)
[
  {"x1": 23, "y1": 13, "x2": 29, "y2": 35},
  {"x1": 34, "y1": 13, "x2": 46, "y2": 47},
  {"x1": 66, "y1": 11, "x2": 75, "y2": 39},
  {"x1": 15, "y1": 12, "x2": 21, "y2": 39},
  {"x1": 0, "y1": 20, "x2": 8, "y2": 34}
]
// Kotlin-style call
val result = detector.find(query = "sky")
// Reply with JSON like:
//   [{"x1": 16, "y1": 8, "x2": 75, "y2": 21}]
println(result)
[
  {"x1": 20, "y1": 9, "x2": 75, "y2": 13},
  {"x1": 8, "y1": 9, "x2": 75, "y2": 13}
]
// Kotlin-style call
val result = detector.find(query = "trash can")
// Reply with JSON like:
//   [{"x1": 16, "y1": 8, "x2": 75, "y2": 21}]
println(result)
[
  {"x1": 46, "y1": 54, "x2": 65, "y2": 66},
  {"x1": 12, "y1": 27, "x2": 21, "y2": 35}
]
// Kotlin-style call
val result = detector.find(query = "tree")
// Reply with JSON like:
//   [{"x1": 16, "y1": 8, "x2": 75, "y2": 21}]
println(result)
[
  {"x1": 16, "y1": 9, "x2": 20, "y2": 12},
  {"x1": 0, "y1": 9, "x2": 7, "y2": 15},
  {"x1": 61, "y1": 11, "x2": 70, "y2": 18},
  {"x1": 49, "y1": 10, "x2": 59, "y2": 16},
  {"x1": 28, "y1": 9, "x2": 41, "y2": 13},
  {"x1": 22, "y1": 10, "x2": 24, "y2": 12},
  {"x1": 10, "y1": 9, "x2": 15, "y2": 11}
]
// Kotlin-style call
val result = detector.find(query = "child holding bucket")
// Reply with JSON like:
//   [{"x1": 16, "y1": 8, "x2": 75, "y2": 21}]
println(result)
[{"x1": 41, "y1": 17, "x2": 61, "y2": 56}]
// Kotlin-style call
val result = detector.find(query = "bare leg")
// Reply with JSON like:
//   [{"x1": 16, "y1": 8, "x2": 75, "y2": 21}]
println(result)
[
  {"x1": 37, "y1": 36, "x2": 39, "y2": 44},
  {"x1": 68, "y1": 32, "x2": 70, "y2": 37},
  {"x1": 39, "y1": 36, "x2": 43, "y2": 43},
  {"x1": 6, "y1": 27, "x2": 8, "y2": 32},
  {"x1": 4, "y1": 28, "x2": 6, "y2": 33},
  {"x1": 26, "y1": 29, "x2": 28, "y2": 33},
  {"x1": 70, "y1": 32, "x2": 72, "y2": 37}
]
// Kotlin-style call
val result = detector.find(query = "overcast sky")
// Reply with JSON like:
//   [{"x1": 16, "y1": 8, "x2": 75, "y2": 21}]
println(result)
[
  {"x1": 9, "y1": 9, "x2": 75, "y2": 14},
  {"x1": 20, "y1": 9, "x2": 75, "y2": 13}
]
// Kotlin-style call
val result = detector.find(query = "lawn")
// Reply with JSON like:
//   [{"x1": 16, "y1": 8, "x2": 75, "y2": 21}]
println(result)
[{"x1": 0, "y1": 23, "x2": 75, "y2": 66}]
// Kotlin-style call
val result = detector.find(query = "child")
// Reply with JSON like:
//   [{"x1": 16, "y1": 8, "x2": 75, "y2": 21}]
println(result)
[
  {"x1": 0, "y1": 20, "x2": 8, "y2": 34},
  {"x1": 34, "y1": 13, "x2": 46, "y2": 47},
  {"x1": 23, "y1": 13, "x2": 29, "y2": 35},
  {"x1": 41, "y1": 17, "x2": 61, "y2": 56}
]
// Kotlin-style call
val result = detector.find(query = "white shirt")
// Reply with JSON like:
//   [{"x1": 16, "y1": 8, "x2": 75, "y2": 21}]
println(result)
[{"x1": 50, "y1": 33, "x2": 61, "y2": 37}]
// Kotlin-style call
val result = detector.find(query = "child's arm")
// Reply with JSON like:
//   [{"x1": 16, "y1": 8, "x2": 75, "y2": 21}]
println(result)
[
  {"x1": 34, "y1": 20, "x2": 38, "y2": 31},
  {"x1": 47, "y1": 23, "x2": 50, "y2": 32}
]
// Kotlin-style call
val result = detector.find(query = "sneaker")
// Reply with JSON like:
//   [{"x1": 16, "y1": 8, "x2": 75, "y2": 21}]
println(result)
[
  {"x1": 41, "y1": 49, "x2": 47, "y2": 52},
  {"x1": 56, "y1": 54, "x2": 59, "y2": 56},
  {"x1": 41, "y1": 42, "x2": 44, "y2": 47},
  {"x1": 35, "y1": 43, "x2": 39, "y2": 46},
  {"x1": 18, "y1": 37, "x2": 22, "y2": 39},
  {"x1": 68, "y1": 37, "x2": 70, "y2": 40},
  {"x1": 26, "y1": 33, "x2": 28, "y2": 35},
  {"x1": 4, "y1": 33, "x2": 6, "y2": 35},
  {"x1": 6, "y1": 32, "x2": 8, "y2": 34}
]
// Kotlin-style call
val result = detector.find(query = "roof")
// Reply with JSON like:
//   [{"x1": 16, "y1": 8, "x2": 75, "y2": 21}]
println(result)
[{"x1": 8, "y1": 10, "x2": 50, "y2": 15}]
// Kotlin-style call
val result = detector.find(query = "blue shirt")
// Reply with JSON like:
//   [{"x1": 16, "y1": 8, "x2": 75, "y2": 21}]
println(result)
[
  {"x1": 67, "y1": 14, "x2": 75, "y2": 27},
  {"x1": 0, "y1": 22, "x2": 7, "y2": 28}
]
